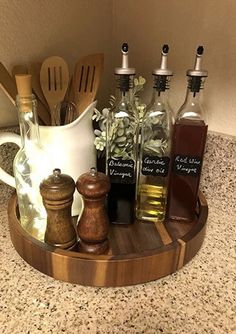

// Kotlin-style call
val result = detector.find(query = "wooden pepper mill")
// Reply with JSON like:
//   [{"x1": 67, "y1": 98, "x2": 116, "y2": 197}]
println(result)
[
  {"x1": 76, "y1": 167, "x2": 110, "y2": 255},
  {"x1": 40, "y1": 168, "x2": 77, "y2": 250}
]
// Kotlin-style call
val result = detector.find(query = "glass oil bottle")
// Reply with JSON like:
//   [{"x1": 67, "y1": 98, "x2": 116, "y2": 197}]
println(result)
[
  {"x1": 106, "y1": 43, "x2": 139, "y2": 224},
  {"x1": 136, "y1": 44, "x2": 173, "y2": 223},
  {"x1": 167, "y1": 46, "x2": 208, "y2": 222},
  {"x1": 14, "y1": 74, "x2": 51, "y2": 241}
]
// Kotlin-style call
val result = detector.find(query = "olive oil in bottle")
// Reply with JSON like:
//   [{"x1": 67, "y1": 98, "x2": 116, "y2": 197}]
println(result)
[{"x1": 136, "y1": 45, "x2": 173, "y2": 223}]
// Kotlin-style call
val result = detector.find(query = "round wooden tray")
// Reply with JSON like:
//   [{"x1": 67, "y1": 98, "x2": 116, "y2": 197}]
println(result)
[{"x1": 8, "y1": 192, "x2": 208, "y2": 287}]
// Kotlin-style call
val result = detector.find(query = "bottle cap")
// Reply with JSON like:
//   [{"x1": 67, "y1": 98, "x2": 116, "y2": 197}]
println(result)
[
  {"x1": 15, "y1": 74, "x2": 32, "y2": 97},
  {"x1": 114, "y1": 43, "x2": 136, "y2": 75},
  {"x1": 187, "y1": 46, "x2": 208, "y2": 77},
  {"x1": 76, "y1": 167, "x2": 110, "y2": 199},
  {"x1": 40, "y1": 168, "x2": 75, "y2": 202},
  {"x1": 153, "y1": 44, "x2": 173, "y2": 76}
]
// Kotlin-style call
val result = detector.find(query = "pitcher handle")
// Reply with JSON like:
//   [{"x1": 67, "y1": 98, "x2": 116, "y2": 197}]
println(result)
[{"x1": 0, "y1": 132, "x2": 21, "y2": 188}]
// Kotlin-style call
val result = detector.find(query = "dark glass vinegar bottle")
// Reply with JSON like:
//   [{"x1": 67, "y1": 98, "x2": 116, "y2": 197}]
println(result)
[
  {"x1": 168, "y1": 46, "x2": 208, "y2": 222},
  {"x1": 106, "y1": 43, "x2": 139, "y2": 224},
  {"x1": 136, "y1": 44, "x2": 173, "y2": 223}
]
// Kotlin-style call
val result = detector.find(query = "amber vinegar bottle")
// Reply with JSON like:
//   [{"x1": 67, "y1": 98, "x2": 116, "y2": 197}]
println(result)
[{"x1": 168, "y1": 46, "x2": 208, "y2": 222}]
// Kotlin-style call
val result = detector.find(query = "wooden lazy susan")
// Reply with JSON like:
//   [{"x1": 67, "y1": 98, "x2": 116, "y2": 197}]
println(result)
[{"x1": 8, "y1": 192, "x2": 208, "y2": 287}]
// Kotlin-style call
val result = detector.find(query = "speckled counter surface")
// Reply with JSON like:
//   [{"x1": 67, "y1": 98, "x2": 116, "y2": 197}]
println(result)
[{"x1": 0, "y1": 131, "x2": 235, "y2": 334}]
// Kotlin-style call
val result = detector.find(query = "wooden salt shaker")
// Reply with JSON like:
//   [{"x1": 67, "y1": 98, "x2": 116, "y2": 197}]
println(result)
[
  {"x1": 76, "y1": 167, "x2": 110, "y2": 255},
  {"x1": 40, "y1": 168, "x2": 77, "y2": 249}
]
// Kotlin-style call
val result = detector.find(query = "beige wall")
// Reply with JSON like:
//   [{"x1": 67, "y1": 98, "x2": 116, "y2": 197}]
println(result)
[
  {"x1": 0, "y1": 0, "x2": 236, "y2": 136},
  {"x1": 112, "y1": 0, "x2": 236, "y2": 136},
  {"x1": 0, "y1": 0, "x2": 113, "y2": 126}
]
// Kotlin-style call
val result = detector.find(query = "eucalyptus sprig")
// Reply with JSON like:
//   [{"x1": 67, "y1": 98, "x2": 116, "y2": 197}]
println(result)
[
  {"x1": 143, "y1": 138, "x2": 168, "y2": 155},
  {"x1": 92, "y1": 76, "x2": 146, "y2": 157}
]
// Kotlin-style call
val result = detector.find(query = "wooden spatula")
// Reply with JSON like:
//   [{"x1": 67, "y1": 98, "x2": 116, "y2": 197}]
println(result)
[
  {"x1": 40, "y1": 56, "x2": 69, "y2": 125},
  {"x1": 0, "y1": 63, "x2": 50, "y2": 125},
  {"x1": 0, "y1": 62, "x2": 17, "y2": 105},
  {"x1": 28, "y1": 62, "x2": 50, "y2": 110},
  {"x1": 73, "y1": 53, "x2": 104, "y2": 116}
]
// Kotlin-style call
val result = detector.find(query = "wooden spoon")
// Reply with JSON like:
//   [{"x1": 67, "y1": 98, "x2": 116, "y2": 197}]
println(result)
[
  {"x1": 40, "y1": 56, "x2": 69, "y2": 125},
  {"x1": 0, "y1": 63, "x2": 18, "y2": 105},
  {"x1": 73, "y1": 53, "x2": 104, "y2": 116}
]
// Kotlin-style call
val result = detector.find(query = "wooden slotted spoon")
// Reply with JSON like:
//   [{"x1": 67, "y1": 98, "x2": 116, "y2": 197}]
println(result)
[
  {"x1": 40, "y1": 56, "x2": 69, "y2": 125},
  {"x1": 73, "y1": 53, "x2": 104, "y2": 116}
]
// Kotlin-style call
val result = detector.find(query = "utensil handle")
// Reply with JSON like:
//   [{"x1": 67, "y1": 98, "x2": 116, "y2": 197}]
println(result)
[{"x1": 0, "y1": 132, "x2": 21, "y2": 188}]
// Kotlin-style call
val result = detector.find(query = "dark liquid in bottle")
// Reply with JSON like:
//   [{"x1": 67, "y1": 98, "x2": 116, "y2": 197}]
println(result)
[
  {"x1": 108, "y1": 183, "x2": 135, "y2": 224},
  {"x1": 167, "y1": 119, "x2": 207, "y2": 221}
]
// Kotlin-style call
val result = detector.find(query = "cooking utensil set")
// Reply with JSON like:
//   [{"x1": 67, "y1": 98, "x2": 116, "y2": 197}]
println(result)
[{"x1": 0, "y1": 54, "x2": 104, "y2": 126}]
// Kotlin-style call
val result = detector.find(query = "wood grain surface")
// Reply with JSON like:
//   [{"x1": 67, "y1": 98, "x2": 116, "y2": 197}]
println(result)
[{"x1": 8, "y1": 192, "x2": 208, "y2": 287}]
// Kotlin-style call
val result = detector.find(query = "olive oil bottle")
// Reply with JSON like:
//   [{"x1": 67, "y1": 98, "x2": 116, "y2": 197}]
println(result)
[
  {"x1": 136, "y1": 45, "x2": 173, "y2": 223},
  {"x1": 106, "y1": 43, "x2": 139, "y2": 224}
]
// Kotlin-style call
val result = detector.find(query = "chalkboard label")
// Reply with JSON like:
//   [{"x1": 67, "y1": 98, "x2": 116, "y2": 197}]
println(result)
[
  {"x1": 173, "y1": 155, "x2": 202, "y2": 176},
  {"x1": 108, "y1": 159, "x2": 135, "y2": 183},
  {"x1": 142, "y1": 156, "x2": 170, "y2": 177}
]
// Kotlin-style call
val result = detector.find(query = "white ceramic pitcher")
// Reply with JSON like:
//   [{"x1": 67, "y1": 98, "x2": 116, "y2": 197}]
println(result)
[{"x1": 0, "y1": 101, "x2": 97, "y2": 216}]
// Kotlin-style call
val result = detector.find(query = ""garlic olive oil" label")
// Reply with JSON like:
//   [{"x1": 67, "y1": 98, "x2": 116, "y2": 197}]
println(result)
[{"x1": 141, "y1": 156, "x2": 170, "y2": 177}]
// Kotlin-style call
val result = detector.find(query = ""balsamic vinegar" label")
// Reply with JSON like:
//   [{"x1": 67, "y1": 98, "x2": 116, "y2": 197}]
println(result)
[{"x1": 108, "y1": 158, "x2": 135, "y2": 183}]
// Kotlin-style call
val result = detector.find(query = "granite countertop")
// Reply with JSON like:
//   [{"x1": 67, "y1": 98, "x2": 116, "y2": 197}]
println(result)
[{"x1": 0, "y1": 131, "x2": 235, "y2": 334}]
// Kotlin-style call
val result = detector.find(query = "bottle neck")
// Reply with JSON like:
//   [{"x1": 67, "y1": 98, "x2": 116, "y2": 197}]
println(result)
[
  {"x1": 151, "y1": 88, "x2": 169, "y2": 104},
  {"x1": 16, "y1": 94, "x2": 41, "y2": 147},
  {"x1": 184, "y1": 87, "x2": 203, "y2": 105},
  {"x1": 115, "y1": 74, "x2": 134, "y2": 103},
  {"x1": 151, "y1": 74, "x2": 171, "y2": 104},
  {"x1": 184, "y1": 75, "x2": 205, "y2": 104},
  {"x1": 116, "y1": 89, "x2": 133, "y2": 102},
  {"x1": 176, "y1": 76, "x2": 206, "y2": 122}
]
